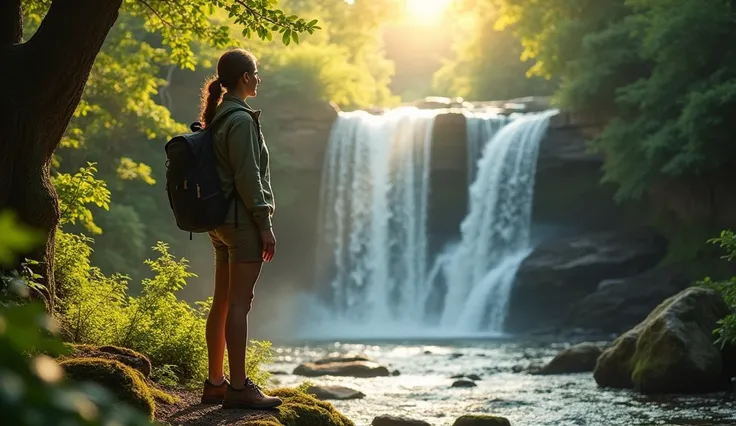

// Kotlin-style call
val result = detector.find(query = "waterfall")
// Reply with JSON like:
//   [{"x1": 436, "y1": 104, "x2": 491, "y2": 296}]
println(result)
[
  {"x1": 437, "y1": 110, "x2": 558, "y2": 332},
  {"x1": 314, "y1": 107, "x2": 437, "y2": 324},
  {"x1": 464, "y1": 111, "x2": 510, "y2": 185},
  {"x1": 313, "y1": 105, "x2": 557, "y2": 335}
]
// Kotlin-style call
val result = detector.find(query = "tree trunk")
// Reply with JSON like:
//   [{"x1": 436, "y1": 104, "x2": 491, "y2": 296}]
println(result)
[{"x1": 0, "y1": 0, "x2": 123, "y2": 312}]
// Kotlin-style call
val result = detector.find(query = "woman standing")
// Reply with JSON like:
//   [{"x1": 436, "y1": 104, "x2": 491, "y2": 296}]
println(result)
[{"x1": 197, "y1": 48, "x2": 281, "y2": 409}]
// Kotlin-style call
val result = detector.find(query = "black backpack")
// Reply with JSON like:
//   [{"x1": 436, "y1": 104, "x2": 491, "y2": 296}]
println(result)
[{"x1": 164, "y1": 108, "x2": 244, "y2": 237}]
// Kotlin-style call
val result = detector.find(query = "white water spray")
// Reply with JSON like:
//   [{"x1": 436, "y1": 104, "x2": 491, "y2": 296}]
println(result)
[
  {"x1": 314, "y1": 107, "x2": 437, "y2": 324},
  {"x1": 313, "y1": 106, "x2": 557, "y2": 336},
  {"x1": 438, "y1": 110, "x2": 558, "y2": 332}
]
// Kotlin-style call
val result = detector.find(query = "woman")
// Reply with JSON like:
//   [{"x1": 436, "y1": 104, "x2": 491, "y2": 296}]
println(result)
[{"x1": 197, "y1": 48, "x2": 281, "y2": 409}]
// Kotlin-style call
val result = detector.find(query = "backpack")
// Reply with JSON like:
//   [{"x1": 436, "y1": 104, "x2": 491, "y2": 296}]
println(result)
[{"x1": 164, "y1": 108, "x2": 245, "y2": 237}]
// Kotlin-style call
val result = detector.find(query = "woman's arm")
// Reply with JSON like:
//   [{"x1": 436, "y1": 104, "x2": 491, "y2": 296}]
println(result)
[{"x1": 226, "y1": 115, "x2": 274, "y2": 231}]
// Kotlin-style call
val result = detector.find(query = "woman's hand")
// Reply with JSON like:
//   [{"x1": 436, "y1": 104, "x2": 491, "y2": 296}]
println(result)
[{"x1": 260, "y1": 228, "x2": 276, "y2": 262}]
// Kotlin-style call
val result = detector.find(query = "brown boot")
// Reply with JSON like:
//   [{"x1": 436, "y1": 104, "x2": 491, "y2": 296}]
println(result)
[
  {"x1": 222, "y1": 378, "x2": 283, "y2": 409},
  {"x1": 200, "y1": 377, "x2": 229, "y2": 404}
]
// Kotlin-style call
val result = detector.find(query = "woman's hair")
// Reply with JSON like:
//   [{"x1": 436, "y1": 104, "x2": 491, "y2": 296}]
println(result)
[{"x1": 199, "y1": 48, "x2": 257, "y2": 127}]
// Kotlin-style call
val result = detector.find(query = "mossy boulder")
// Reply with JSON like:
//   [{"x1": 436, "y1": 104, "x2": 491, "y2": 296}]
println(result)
[
  {"x1": 60, "y1": 357, "x2": 156, "y2": 418},
  {"x1": 65, "y1": 344, "x2": 152, "y2": 378},
  {"x1": 243, "y1": 388, "x2": 354, "y2": 426},
  {"x1": 594, "y1": 287, "x2": 731, "y2": 394},
  {"x1": 537, "y1": 342, "x2": 602, "y2": 375},
  {"x1": 453, "y1": 414, "x2": 511, "y2": 426}
]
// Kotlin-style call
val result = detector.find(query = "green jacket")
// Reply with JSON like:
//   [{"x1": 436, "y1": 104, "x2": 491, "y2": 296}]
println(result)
[{"x1": 210, "y1": 93, "x2": 274, "y2": 231}]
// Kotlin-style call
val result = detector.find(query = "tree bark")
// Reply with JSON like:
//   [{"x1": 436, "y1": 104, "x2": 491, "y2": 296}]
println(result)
[
  {"x1": 0, "y1": 0, "x2": 123, "y2": 312},
  {"x1": 0, "y1": 0, "x2": 22, "y2": 45}
]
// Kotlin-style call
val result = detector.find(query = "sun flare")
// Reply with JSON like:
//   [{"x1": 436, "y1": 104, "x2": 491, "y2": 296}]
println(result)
[{"x1": 405, "y1": 0, "x2": 453, "y2": 23}]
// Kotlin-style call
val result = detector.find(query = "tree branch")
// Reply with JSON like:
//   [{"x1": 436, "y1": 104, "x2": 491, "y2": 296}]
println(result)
[
  {"x1": 234, "y1": 0, "x2": 282, "y2": 27},
  {"x1": 0, "y1": 0, "x2": 22, "y2": 46},
  {"x1": 137, "y1": 0, "x2": 183, "y2": 30}
]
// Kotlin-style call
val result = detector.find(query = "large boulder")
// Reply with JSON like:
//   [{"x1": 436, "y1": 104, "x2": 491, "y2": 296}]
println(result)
[
  {"x1": 565, "y1": 265, "x2": 692, "y2": 334},
  {"x1": 594, "y1": 287, "x2": 731, "y2": 394},
  {"x1": 505, "y1": 228, "x2": 668, "y2": 333},
  {"x1": 537, "y1": 342, "x2": 602, "y2": 375}
]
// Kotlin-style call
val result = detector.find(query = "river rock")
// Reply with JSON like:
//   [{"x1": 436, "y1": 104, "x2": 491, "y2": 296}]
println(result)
[
  {"x1": 453, "y1": 414, "x2": 511, "y2": 426},
  {"x1": 594, "y1": 287, "x2": 731, "y2": 393},
  {"x1": 505, "y1": 228, "x2": 668, "y2": 333},
  {"x1": 306, "y1": 385, "x2": 365, "y2": 400},
  {"x1": 372, "y1": 415, "x2": 431, "y2": 426},
  {"x1": 451, "y1": 379, "x2": 477, "y2": 388},
  {"x1": 537, "y1": 342, "x2": 602, "y2": 375},
  {"x1": 293, "y1": 360, "x2": 390, "y2": 378},
  {"x1": 313, "y1": 354, "x2": 375, "y2": 364},
  {"x1": 566, "y1": 264, "x2": 692, "y2": 334}
]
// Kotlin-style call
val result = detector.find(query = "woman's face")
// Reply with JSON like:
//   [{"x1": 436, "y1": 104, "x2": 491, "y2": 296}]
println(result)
[{"x1": 243, "y1": 66, "x2": 261, "y2": 97}]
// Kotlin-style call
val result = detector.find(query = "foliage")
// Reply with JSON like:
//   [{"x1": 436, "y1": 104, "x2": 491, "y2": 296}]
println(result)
[
  {"x1": 0, "y1": 211, "x2": 42, "y2": 268},
  {"x1": 56, "y1": 234, "x2": 274, "y2": 386},
  {"x1": 698, "y1": 230, "x2": 736, "y2": 348},
  {"x1": 0, "y1": 211, "x2": 152, "y2": 426},
  {"x1": 491, "y1": 0, "x2": 736, "y2": 203},
  {"x1": 52, "y1": 163, "x2": 111, "y2": 236},
  {"x1": 256, "y1": 42, "x2": 386, "y2": 108},
  {"x1": 433, "y1": 0, "x2": 556, "y2": 100}
]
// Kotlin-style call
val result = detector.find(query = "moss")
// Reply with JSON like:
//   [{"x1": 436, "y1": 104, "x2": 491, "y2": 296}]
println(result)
[
  {"x1": 453, "y1": 415, "x2": 511, "y2": 426},
  {"x1": 60, "y1": 357, "x2": 156, "y2": 419},
  {"x1": 149, "y1": 385, "x2": 179, "y2": 405},
  {"x1": 243, "y1": 388, "x2": 354, "y2": 426},
  {"x1": 65, "y1": 344, "x2": 152, "y2": 378}
]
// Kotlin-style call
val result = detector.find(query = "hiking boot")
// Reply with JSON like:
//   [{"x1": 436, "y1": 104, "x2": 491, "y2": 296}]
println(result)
[
  {"x1": 222, "y1": 378, "x2": 283, "y2": 409},
  {"x1": 200, "y1": 377, "x2": 229, "y2": 404}
]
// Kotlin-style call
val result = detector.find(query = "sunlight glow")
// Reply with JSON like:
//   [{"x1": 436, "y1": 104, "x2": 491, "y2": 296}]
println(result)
[{"x1": 405, "y1": 0, "x2": 453, "y2": 23}]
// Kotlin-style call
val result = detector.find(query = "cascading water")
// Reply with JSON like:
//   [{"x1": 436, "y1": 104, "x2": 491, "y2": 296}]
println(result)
[
  {"x1": 313, "y1": 105, "x2": 558, "y2": 335},
  {"x1": 464, "y1": 111, "x2": 510, "y2": 185},
  {"x1": 436, "y1": 109, "x2": 558, "y2": 332},
  {"x1": 314, "y1": 107, "x2": 437, "y2": 325}
]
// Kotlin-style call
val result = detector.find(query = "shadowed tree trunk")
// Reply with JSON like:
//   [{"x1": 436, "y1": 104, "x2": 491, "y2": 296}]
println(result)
[{"x1": 0, "y1": 0, "x2": 123, "y2": 312}]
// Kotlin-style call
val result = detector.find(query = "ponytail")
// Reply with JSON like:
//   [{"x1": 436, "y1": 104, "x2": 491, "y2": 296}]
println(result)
[{"x1": 199, "y1": 77, "x2": 223, "y2": 128}]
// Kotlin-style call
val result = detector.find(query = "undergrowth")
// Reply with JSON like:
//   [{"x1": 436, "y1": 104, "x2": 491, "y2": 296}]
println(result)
[
  {"x1": 55, "y1": 229, "x2": 273, "y2": 386},
  {"x1": 698, "y1": 229, "x2": 736, "y2": 347}
]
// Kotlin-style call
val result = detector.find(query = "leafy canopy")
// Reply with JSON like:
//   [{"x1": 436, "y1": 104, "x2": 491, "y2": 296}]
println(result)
[{"x1": 491, "y1": 0, "x2": 736, "y2": 203}]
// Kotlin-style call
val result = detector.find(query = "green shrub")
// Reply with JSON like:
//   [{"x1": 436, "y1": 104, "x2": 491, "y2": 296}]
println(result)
[
  {"x1": 56, "y1": 234, "x2": 274, "y2": 386},
  {"x1": 0, "y1": 211, "x2": 152, "y2": 426},
  {"x1": 698, "y1": 229, "x2": 736, "y2": 347},
  {"x1": 60, "y1": 357, "x2": 156, "y2": 419}
]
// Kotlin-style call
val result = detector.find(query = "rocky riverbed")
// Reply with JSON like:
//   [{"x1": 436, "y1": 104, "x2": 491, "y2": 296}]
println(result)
[{"x1": 266, "y1": 338, "x2": 736, "y2": 426}]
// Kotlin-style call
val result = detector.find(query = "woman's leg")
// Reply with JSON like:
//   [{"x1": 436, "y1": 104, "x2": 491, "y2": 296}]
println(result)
[
  {"x1": 205, "y1": 260, "x2": 230, "y2": 383},
  {"x1": 225, "y1": 261, "x2": 262, "y2": 388}
]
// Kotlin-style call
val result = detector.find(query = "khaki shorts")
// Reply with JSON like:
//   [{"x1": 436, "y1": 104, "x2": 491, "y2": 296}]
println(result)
[{"x1": 209, "y1": 223, "x2": 263, "y2": 264}]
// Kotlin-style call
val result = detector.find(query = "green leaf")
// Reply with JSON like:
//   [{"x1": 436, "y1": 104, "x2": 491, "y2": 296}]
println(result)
[{"x1": 0, "y1": 211, "x2": 42, "y2": 268}]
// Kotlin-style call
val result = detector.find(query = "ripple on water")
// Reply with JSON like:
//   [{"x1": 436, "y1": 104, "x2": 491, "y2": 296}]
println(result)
[{"x1": 268, "y1": 340, "x2": 736, "y2": 426}]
